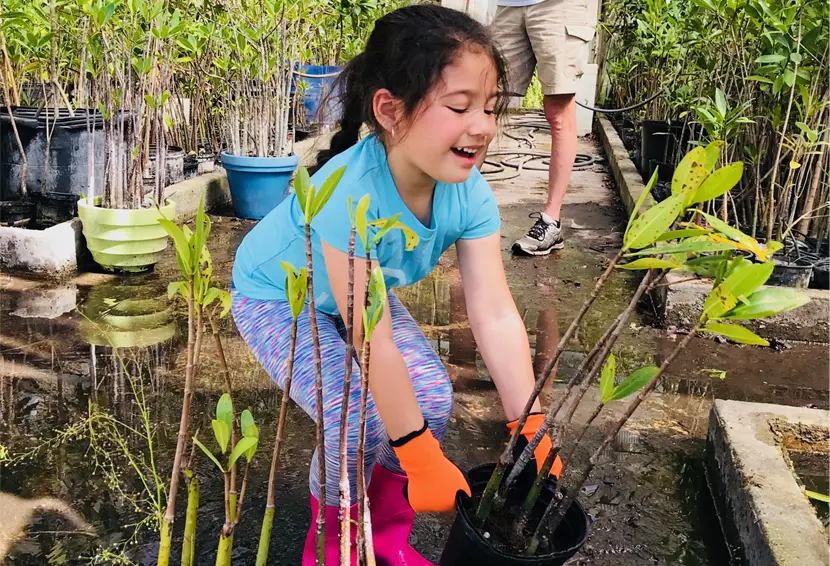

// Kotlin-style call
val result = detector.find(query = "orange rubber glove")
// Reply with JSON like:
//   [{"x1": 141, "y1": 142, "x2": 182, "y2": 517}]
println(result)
[
  {"x1": 507, "y1": 413, "x2": 563, "y2": 478},
  {"x1": 391, "y1": 421, "x2": 471, "y2": 512}
]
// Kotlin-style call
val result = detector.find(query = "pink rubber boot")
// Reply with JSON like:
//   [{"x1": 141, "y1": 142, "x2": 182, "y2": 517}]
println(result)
[
  {"x1": 367, "y1": 465, "x2": 434, "y2": 566},
  {"x1": 302, "y1": 494, "x2": 358, "y2": 565}
]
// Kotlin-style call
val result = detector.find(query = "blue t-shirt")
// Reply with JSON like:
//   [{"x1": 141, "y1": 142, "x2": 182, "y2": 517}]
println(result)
[{"x1": 232, "y1": 134, "x2": 501, "y2": 314}]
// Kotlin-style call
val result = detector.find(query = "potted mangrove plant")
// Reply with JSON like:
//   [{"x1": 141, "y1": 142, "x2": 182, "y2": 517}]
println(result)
[
  {"x1": 439, "y1": 144, "x2": 811, "y2": 565},
  {"x1": 215, "y1": 3, "x2": 300, "y2": 220},
  {"x1": 75, "y1": 0, "x2": 184, "y2": 272}
]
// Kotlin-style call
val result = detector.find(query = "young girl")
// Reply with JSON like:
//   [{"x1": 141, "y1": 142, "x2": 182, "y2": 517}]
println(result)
[{"x1": 231, "y1": 5, "x2": 561, "y2": 564}]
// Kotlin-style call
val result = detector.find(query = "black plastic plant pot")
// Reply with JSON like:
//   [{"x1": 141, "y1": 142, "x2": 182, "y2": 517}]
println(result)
[
  {"x1": 439, "y1": 464, "x2": 589, "y2": 566},
  {"x1": 768, "y1": 258, "x2": 813, "y2": 289},
  {"x1": 640, "y1": 120, "x2": 673, "y2": 175}
]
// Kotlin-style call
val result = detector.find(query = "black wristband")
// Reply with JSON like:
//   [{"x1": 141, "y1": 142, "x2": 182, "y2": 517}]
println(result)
[{"x1": 389, "y1": 419, "x2": 429, "y2": 447}]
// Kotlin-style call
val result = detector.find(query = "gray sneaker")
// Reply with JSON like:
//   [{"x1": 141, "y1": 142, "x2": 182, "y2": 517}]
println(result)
[{"x1": 512, "y1": 212, "x2": 564, "y2": 255}]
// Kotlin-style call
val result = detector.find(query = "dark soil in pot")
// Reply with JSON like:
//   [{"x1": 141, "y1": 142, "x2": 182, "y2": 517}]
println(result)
[{"x1": 439, "y1": 463, "x2": 589, "y2": 566}]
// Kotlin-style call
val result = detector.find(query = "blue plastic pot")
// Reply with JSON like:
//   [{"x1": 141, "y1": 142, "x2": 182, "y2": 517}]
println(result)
[
  {"x1": 221, "y1": 152, "x2": 299, "y2": 220},
  {"x1": 292, "y1": 65, "x2": 343, "y2": 126}
]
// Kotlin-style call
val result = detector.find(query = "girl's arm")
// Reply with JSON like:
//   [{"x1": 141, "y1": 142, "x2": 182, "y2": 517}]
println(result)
[
  {"x1": 456, "y1": 232, "x2": 542, "y2": 421},
  {"x1": 322, "y1": 240, "x2": 425, "y2": 440}
]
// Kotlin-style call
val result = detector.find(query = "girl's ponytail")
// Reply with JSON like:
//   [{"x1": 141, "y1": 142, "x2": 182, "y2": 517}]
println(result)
[
  {"x1": 310, "y1": 5, "x2": 509, "y2": 174},
  {"x1": 311, "y1": 54, "x2": 370, "y2": 173}
]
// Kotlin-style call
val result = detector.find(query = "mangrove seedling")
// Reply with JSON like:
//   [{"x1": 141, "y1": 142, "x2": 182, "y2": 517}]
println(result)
[
  {"x1": 193, "y1": 393, "x2": 259, "y2": 565},
  {"x1": 295, "y1": 165, "x2": 346, "y2": 565},
  {"x1": 474, "y1": 143, "x2": 811, "y2": 556},
  {"x1": 256, "y1": 261, "x2": 307, "y2": 566},
  {"x1": 157, "y1": 196, "x2": 230, "y2": 566}
]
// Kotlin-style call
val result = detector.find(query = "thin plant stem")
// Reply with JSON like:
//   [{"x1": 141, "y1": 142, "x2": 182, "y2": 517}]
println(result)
[
  {"x1": 501, "y1": 271, "x2": 656, "y2": 502},
  {"x1": 526, "y1": 329, "x2": 698, "y2": 554},
  {"x1": 356, "y1": 250, "x2": 374, "y2": 565},
  {"x1": 476, "y1": 248, "x2": 624, "y2": 524},
  {"x1": 305, "y1": 221, "x2": 327, "y2": 565},
  {"x1": 257, "y1": 319, "x2": 298, "y2": 566},
  {"x1": 339, "y1": 227, "x2": 357, "y2": 566}
]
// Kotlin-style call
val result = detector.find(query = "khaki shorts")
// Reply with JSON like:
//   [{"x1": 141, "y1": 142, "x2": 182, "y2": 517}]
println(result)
[{"x1": 491, "y1": 0, "x2": 597, "y2": 96}]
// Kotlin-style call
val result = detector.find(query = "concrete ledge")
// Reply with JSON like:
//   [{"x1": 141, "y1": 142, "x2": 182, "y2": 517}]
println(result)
[
  {"x1": 595, "y1": 114, "x2": 653, "y2": 217},
  {"x1": 0, "y1": 218, "x2": 84, "y2": 277},
  {"x1": 706, "y1": 400, "x2": 829, "y2": 566},
  {"x1": 166, "y1": 169, "x2": 231, "y2": 221}
]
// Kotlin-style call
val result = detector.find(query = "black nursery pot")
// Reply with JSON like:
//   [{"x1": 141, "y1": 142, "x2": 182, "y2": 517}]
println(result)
[{"x1": 439, "y1": 464, "x2": 590, "y2": 566}]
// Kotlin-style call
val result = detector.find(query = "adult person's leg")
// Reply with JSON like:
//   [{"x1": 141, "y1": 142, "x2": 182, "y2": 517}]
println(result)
[{"x1": 511, "y1": 0, "x2": 598, "y2": 255}]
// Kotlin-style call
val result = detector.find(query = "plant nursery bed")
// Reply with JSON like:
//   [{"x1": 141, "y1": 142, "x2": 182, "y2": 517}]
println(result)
[{"x1": 705, "y1": 400, "x2": 829, "y2": 566}]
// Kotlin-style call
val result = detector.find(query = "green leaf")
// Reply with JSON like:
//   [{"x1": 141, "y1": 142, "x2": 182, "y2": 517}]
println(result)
[
  {"x1": 655, "y1": 229, "x2": 711, "y2": 242},
  {"x1": 702, "y1": 322, "x2": 769, "y2": 346},
  {"x1": 683, "y1": 255, "x2": 729, "y2": 278},
  {"x1": 624, "y1": 193, "x2": 687, "y2": 250},
  {"x1": 347, "y1": 195, "x2": 354, "y2": 226},
  {"x1": 168, "y1": 281, "x2": 188, "y2": 300},
  {"x1": 216, "y1": 393, "x2": 233, "y2": 433},
  {"x1": 806, "y1": 490, "x2": 830, "y2": 503},
  {"x1": 203, "y1": 287, "x2": 222, "y2": 309},
  {"x1": 229, "y1": 436, "x2": 258, "y2": 467},
  {"x1": 144, "y1": 94, "x2": 156, "y2": 109},
  {"x1": 703, "y1": 262, "x2": 775, "y2": 320},
  {"x1": 369, "y1": 213, "x2": 402, "y2": 248},
  {"x1": 617, "y1": 258, "x2": 683, "y2": 270},
  {"x1": 294, "y1": 167, "x2": 311, "y2": 216},
  {"x1": 624, "y1": 169, "x2": 658, "y2": 243},
  {"x1": 695, "y1": 210, "x2": 757, "y2": 249},
  {"x1": 691, "y1": 163, "x2": 744, "y2": 205},
  {"x1": 192, "y1": 195, "x2": 208, "y2": 271},
  {"x1": 626, "y1": 240, "x2": 737, "y2": 257},
  {"x1": 193, "y1": 436, "x2": 225, "y2": 472},
  {"x1": 355, "y1": 194, "x2": 370, "y2": 251},
  {"x1": 671, "y1": 147, "x2": 708, "y2": 197},
  {"x1": 211, "y1": 419, "x2": 230, "y2": 453},
  {"x1": 304, "y1": 184, "x2": 316, "y2": 225},
  {"x1": 721, "y1": 287, "x2": 810, "y2": 320},
  {"x1": 599, "y1": 354, "x2": 616, "y2": 404},
  {"x1": 240, "y1": 409, "x2": 254, "y2": 434},
  {"x1": 158, "y1": 218, "x2": 193, "y2": 276},
  {"x1": 362, "y1": 266, "x2": 387, "y2": 341},
  {"x1": 610, "y1": 366, "x2": 660, "y2": 401},
  {"x1": 756, "y1": 53, "x2": 786, "y2": 64},
  {"x1": 312, "y1": 166, "x2": 346, "y2": 218},
  {"x1": 715, "y1": 89, "x2": 727, "y2": 117},
  {"x1": 746, "y1": 75, "x2": 774, "y2": 84}
]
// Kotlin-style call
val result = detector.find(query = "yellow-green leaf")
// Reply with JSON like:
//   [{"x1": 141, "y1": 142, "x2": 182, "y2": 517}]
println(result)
[
  {"x1": 599, "y1": 354, "x2": 616, "y2": 404},
  {"x1": 281, "y1": 261, "x2": 307, "y2": 320},
  {"x1": 690, "y1": 162, "x2": 744, "y2": 205},
  {"x1": 703, "y1": 262, "x2": 775, "y2": 320},
  {"x1": 627, "y1": 240, "x2": 737, "y2": 257},
  {"x1": 702, "y1": 322, "x2": 769, "y2": 346},
  {"x1": 240, "y1": 409, "x2": 254, "y2": 434},
  {"x1": 362, "y1": 267, "x2": 387, "y2": 341},
  {"x1": 703, "y1": 140, "x2": 724, "y2": 172},
  {"x1": 655, "y1": 228, "x2": 711, "y2": 242},
  {"x1": 312, "y1": 165, "x2": 346, "y2": 218},
  {"x1": 216, "y1": 393, "x2": 233, "y2": 433},
  {"x1": 355, "y1": 194, "x2": 370, "y2": 250},
  {"x1": 294, "y1": 167, "x2": 311, "y2": 215},
  {"x1": 617, "y1": 258, "x2": 683, "y2": 270},
  {"x1": 168, "y1": 281, "x2": 188, "y2": 300},
  {"x1": 671, "y1": 147, "x2": 708, "y2": 197},
  {"x1": 721, "y1": 287, "x2": 810, "y2": 320},
  {"x1": 211, "y1": 419, "x2": 230, "y2": 454},
  {"x1": 229, "y1": 436, "x2": 258, "y2": 467},
  {"x1": 624, "y1": 169, "x2": 658, "y2": 242},
  {"x1": 624, "y1": 193, "x2": 687, "y2": 250},
  {"x1": 193, "y1": 436, "x2": 225, "y2": 472},
  {"x1": 610, "y1": 366, "x2": 660, "y2": 401},
  {"x1": 369, "y1": 213, "x2": 402, "y2": 248},
  {"x1": 158, "y1": 217, "x2": 193, "y2": 276},
  {"x1": 806, "y1": 490, "x2": 829, "y2": 503}
]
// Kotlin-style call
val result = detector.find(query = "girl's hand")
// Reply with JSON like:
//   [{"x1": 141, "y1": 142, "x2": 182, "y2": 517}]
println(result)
[
  {"x1": 392, "y1": 421, "x2": 471, "y2": 512},
  {"x1": 507, "y1": 413, "x2": 563, "y2": 477}
]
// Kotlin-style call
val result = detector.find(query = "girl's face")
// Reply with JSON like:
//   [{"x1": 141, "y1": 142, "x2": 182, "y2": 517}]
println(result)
[{"x1": 394, "y1": 48, "x2": 499, "y2": 185}]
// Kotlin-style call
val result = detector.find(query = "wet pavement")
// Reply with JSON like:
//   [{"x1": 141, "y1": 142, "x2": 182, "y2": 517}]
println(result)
[{"x1": 1, "y1": 124, "x2": 828, "y2": 565}]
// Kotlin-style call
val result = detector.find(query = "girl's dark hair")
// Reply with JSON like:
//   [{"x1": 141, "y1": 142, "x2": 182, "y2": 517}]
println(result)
[{"x1": 312, "y1": 4, "x2": 509, "y2": 173}]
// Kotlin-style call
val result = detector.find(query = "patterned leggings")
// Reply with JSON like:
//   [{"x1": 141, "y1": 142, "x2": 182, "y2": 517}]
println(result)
[{"x1": 231, "y1": 291, "x2": 454, "y2": 506}]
